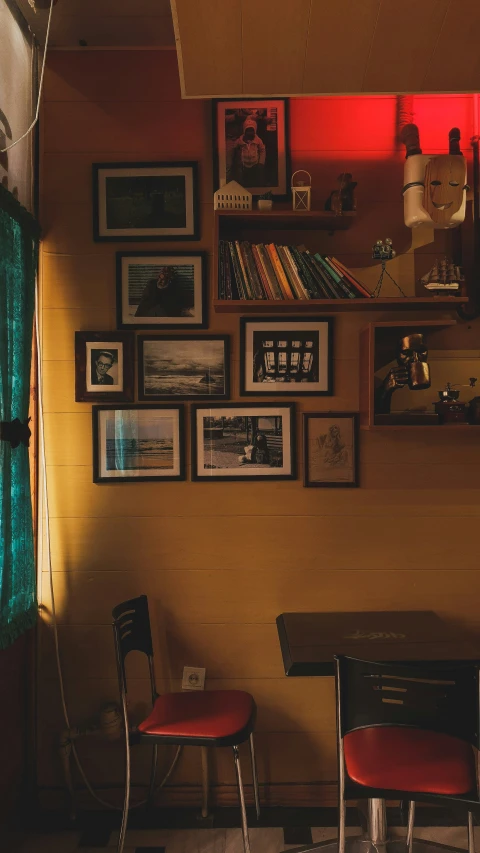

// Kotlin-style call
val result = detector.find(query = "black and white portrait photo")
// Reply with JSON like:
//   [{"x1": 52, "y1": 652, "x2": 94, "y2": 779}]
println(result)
[
  {"x1": 191, "y1": 404, "x2": 296, "y2": 481},
  {"x1": 93, "y1": 405, "x2": 185, "y2": 483},
  {"x1": 93, "y1": 162, "x2": 199, "y2": 241},
  {"x1": 303, "y1": 413, "x2": 359, "y2": 488},
  {"x1": 240, "y1": 318, "x2": 333, "y2": 396},
  {"x1": 214, "y1": 100, "x2": 288, "y2": 197},
  {"x1": 138, "y1": 336, "x2": 230, "y2": 401},
  {"x1": 75, "y1": 332, "x2": 134, "y2": 403},
  {"x1": 116, "y1": 252, "x2": 207, "y2": 329}
]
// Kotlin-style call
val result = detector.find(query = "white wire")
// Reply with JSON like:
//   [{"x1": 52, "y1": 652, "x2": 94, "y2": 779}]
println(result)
[
  {"x1": 34, "y1": 280, "x2": 182, "y2": 811},
  {"x1": 1, "y1": 0, "x2": 55, "y2": 154}
]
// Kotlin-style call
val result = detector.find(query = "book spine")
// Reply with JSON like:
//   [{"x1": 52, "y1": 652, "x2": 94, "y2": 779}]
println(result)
[
  {"x1": 284, "y1": 246, "x2": 311, "y2": 299},
  {"x1": 224, "y1": 241, "x2": 233, "y2": 299},
  {"x1": 243, "y1": 241, "x2": 266, "y2": 299},
  {"x1": 320, "y1": 256, "x2": 356, "y2": 298},
  {"x1": 313, "y1": 254, "x2": 345, "y2": 298},
  {"x1": 252, "y1": 244, "x2": 274, "y2": 299},
  {"x1": 267, "y1": 244, "x2": 296, "y2": 299},
  {"x1": 229, "y1": 241, "x2": 246, "y2": 299},
  {"x1": 305, "y1": 252, "x2": 339, "y2": 297},
  {"x1": 328, "y1": 256, "x2": 372, "y2": 298},
  {"x1": 235, "y1": 240, "x2": 253, "y2": 299},
  {"x1": 218, "y1": 241, "x2": 224, "y2": 299},
  {"x1": 277, "y1": 246, "x2": 305, "y2": 299},
  {"x1": 258, "y1": 244, "x2": 284, "y2": 299},
  {"x1": 293, "y1": 249, "x2": 324, "y2": 298}
]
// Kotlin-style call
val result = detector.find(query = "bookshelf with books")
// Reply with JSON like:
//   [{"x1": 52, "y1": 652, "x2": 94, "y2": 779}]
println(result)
[{"x1": 213, "y1": 210, "x2": 468, "y2": 313}]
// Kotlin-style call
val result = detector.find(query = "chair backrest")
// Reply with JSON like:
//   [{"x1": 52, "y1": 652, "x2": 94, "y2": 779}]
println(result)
[
  {"x1": 112, "y1": 595, "x2": 155, "y2": 696},
  {"x1": 335, "y1": 655, "x2": 479, "y2": 747}
]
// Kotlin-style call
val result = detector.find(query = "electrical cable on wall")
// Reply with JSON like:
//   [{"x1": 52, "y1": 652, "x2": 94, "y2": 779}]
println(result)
[
  {"x1": 35, "y1": 282, "x2": 182, "y2": 815},
  {"x1": 1, "y1": 0, "x2": 54, "y2": 154}
]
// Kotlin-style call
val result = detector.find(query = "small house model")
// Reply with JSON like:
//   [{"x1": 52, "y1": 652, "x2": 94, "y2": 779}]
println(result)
[{"x1": 214, "y1": 181, "x2": 252, "y2": 211}]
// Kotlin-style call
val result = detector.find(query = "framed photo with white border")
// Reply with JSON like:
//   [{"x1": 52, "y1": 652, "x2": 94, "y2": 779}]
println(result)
[
  {"x1": 75, "y1": 331, "x2": 134, "y2": 403},
  {"x1": 191, "y1": 403, "x2": 296, "y2": 482},
  {"x1": 138, "y1": 335, "x2": 230, "y2": 402},
  {"x1": 240, "y1": 317, "x2": 333, "y2": 396},
  {"x1": 303, "y1": 412, "x2": 359, "y2": 488}
]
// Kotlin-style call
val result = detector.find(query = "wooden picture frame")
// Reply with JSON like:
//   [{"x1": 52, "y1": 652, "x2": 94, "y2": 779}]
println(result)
[
  {"x1": 138, "y1": 335, "x2": 230, "y2": 402},
  {"x1": 303, "y1": 412, "x2": 359, "y2": 488},
  {"x1": 213, "y1": 99, "x2": 289, "y2": 199},
  {"x1": 191, "y1": 403, "x2": 296, "y2": 482},
  {"x1": 75, "y1": 331, "x2": 134, "y2": 403},
  {"x1": 93, "y1": 404, "x2": 185, "y2": 483},
  {"x1": 93, "y1": 161, "x2": 200, "y2": 241},
  {"x1": 240, "y1": 317, "x2": 333, "y2": 396},
  {"x1": 116, "y1": 251, "x2": 208, "y2": 330}
]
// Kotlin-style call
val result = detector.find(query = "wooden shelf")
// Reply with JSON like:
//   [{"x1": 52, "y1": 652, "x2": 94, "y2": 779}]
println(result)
[
  {"x1": 362, "y1": 424, "x2": 480, "y2": 431},
  {"x1": 215, "y1": 209, "x2": 356, "y2": 231},
  {"x1": 214, "y1": 297, "x2": 468, "y2": 314}
]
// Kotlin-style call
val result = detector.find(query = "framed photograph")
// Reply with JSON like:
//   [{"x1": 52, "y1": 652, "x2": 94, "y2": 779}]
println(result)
[
  {"x1": 213, "y1": 99, "x2": 289, "y2": 198},
  {"x1": 75, "y1": 331, "x2": 134, "y2": 403},
  {"x1": 116, "y1": 251, "x2": 207, "y2": 330},
  {"x1": 93, "y1": 161, "x2": 199, "y2": 241},
  {"x1": 93, "y1": 405, "x2": 185, "y2": 483},
  {"x1": 191, "y1": 403, "x2": 296, "y2": 482},
  {"x1": 138, "y1": 335, "x2": 230, "y2": 402},
  {"x1": 240, "y1": 317, "x2": 333, "y2": 396},
  {"x1": 303, "y1": 412, "x2": 359, "y2": 488}
]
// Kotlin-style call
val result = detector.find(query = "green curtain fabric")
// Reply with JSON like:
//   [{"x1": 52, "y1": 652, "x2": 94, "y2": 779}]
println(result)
[{"x1": 0, "y1": 184, "x2": 39, "y2": 648}]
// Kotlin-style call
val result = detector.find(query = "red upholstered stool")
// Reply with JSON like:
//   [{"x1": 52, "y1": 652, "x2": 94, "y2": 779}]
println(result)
[{"x1": 112, "y1": 597, "x2": 259, "y2": 853}]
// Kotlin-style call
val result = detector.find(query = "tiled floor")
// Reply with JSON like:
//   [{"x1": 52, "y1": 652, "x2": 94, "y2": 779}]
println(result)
[{"x1": 6, "y1": 825, "x2": 480, "y2": 852}]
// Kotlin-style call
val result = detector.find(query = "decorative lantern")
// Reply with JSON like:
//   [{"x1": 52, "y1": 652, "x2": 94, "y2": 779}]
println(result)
[{"x1": 291, "y1": 170, "x2": 311, "y2": 211}]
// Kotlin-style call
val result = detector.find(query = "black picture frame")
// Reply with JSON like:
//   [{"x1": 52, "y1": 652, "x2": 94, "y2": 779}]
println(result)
[
  {"x1": 93, "y1": 161, "x2": 200, "y2": 242},
  {"x1": 92, "y1": 404, "x2": 186, "y2": 484},
  {"x1": 191, "y1": 402, "x2": 296, "y2": 482},
  {"x1": 240, "y1": 316, "x2": 333, "y2": 397},
  {"x1": 116, "y1": 251, "x2": 208, "y2": 330},
  {"x1": 75, "y1": 331, "x2": 134, "y2": 403},
  {"x1": 138, "y1": 335, "x2": 230, "y2": 402},
  {"x1": 212, "y1": 99, "x2": 290, "y2": 199},
  {"x1": 303, "y1": 412, "x2": 359, "y2": 488}
]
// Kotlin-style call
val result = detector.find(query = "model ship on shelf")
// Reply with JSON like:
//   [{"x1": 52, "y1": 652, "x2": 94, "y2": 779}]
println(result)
[{"x1": 420, "y1": 258, "x2": 464, "y2": 293}]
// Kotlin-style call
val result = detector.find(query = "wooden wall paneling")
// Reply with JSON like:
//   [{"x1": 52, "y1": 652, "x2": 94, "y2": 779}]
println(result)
[
  {"x1": 42, "y1": 309, "x2": 116, "y2": 361},
  {"x1": 303, "y1": 0, "x2": 381, "y2": 95},
  {"x1": 171, "y1": 0, "x2": 243, "y2": 97},
  {"x1": 241, "y1": 0, "x2": 311, "y2": 95},
  {"x1": 422, "y1": 0, "x2": 480, "y2": 93},
  {"x1": 361, "y1": 0, "x2": 450, "y2": 93},
  {"x1": 41, "y1": 253, "x2": 115, "y2": 310}
]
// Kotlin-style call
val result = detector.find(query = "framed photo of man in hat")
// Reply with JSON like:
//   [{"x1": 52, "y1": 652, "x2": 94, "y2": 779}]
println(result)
[{"x1": 213, "y1": 99, "x2": 289, "y2": 198}]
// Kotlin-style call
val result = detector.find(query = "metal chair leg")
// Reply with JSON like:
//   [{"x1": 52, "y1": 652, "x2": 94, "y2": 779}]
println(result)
[
  {"x1": 146, "y1": 744, "x2": 158, "y2": 810},
  {"x1": 233, "y1": 745, "x2": 251, "y2": 853},
  {"x1": 248, "y1": 733, "x2": 260, "y2": 821},
  {"x1": 406, "y1": 801, "x2": 415, "y2": 853},
  {"x1": 201, "y1": 746, "x2": 209, "y2": 819},
  {"x1": 468, "y1": 811, "x2": 475, "y2": 853},
  {"x1": 338, "y1": 795, "x2": 346, "y2": 853},
  {"x1": 117, "y1": 705, "x2": 131, "y2": 853}
]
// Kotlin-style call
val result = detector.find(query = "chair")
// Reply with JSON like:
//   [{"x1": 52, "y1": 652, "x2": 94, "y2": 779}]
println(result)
[
  {"x1": 335, "y1": 655, "x2": 480, "y2": 853},
  {"x1": 112, "y1": 595, "x2": 260, "y2": 853}
]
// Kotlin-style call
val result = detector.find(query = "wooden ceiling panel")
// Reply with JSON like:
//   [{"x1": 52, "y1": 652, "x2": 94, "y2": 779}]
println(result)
[
  {"x1": 242, "y1": 0, "x2": 311, "y2": 95},
  {"x1": 171, "y1": 0, "x2": 243, "y2": 97},
  {"x1": 362, "y1": 0, "x2": 450, "y2": 93},
  {"x1": 303, "y1": 0, "x2": 380, "y2": 95},
  {"x1": 422, "y1": 0, "x2": 480, "y2": 92}
]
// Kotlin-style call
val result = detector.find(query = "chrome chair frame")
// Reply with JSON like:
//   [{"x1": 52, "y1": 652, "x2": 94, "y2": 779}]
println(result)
[{"x1": 112, "y1": 596, "x2": 260, "y2": 853}]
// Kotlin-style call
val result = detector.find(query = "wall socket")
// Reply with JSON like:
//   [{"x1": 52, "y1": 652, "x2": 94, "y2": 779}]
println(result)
[{"x1": 182, "y1": 666, "x2": 206, "y2": 691}]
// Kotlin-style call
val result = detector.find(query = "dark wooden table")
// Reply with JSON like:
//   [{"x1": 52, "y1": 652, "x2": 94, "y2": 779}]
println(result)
[{"x1": 276, "y1": 610, "x2": 480, "y2": 676}]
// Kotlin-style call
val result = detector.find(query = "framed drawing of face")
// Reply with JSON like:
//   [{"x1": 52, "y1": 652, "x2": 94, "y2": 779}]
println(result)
[
  {"x1": 213, "y1": 99, "x2": 289, "y2": 198},
  {"x1": 138, "y1": 335, "x2": 230, "y2": 402},
  {"x1": 93, "y1": 161, "x2": 199, "y2": 241},
  {"x1": 191, "y1": 403, "x2": 296, "y2": 482},
  {"x1": 93, "y1": 405, "x2": 185, "y2": 483},
  {"x1": 240, "y1": 317, "x2": 333, "y2": 396},
  {"x1": 75, "y1": 331, "x2": 134, "y2": 402},
  {"x1": 116, "y1": 251, "x2": 207, "y2": 330},
  {"x1": 303, "y1": 412, "x2": 359, "y2": 488}
]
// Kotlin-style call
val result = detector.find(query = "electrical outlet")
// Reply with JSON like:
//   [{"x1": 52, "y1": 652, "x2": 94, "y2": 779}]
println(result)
[{"x1": 182, "y1": 666, "x2": 206, "y2": 691}]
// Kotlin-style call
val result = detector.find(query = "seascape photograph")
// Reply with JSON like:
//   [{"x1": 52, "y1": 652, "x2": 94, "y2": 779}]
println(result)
[{"x1": 139, "y1": 336, "x2": 229, "y2": 400}]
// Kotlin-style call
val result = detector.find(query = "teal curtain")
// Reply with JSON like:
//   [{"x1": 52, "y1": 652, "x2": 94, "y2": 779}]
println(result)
[{"x1": 0, "y1": 184, "x2": 39, "y2": 648}]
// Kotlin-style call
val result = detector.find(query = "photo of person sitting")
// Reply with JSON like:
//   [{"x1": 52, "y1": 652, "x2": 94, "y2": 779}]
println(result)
[
  {"x1": 91, "y1": 350, "x2": 116, "y2": 385},
  {"x1": 134, "y1": 266, "x2": 194, "y2": 318}
]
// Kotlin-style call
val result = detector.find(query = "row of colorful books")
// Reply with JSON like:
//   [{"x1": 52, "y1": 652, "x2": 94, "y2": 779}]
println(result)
[{"x1": 218, "y1": 240, "x2": 372, "y2": 301}]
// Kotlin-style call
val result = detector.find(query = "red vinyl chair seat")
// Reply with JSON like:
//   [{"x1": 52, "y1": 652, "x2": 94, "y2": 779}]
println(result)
[
  {"x1": 137, "y1": 689, "x2": 255, "y2": 743},
  {"x1": 344, "y1": 726, "x2": 476, "y2": 795}
]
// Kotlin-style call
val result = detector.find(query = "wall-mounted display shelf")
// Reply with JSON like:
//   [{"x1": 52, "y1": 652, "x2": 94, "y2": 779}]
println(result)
[{"x1": 213, "y1": 297, "x2": 468, "y2": 314}]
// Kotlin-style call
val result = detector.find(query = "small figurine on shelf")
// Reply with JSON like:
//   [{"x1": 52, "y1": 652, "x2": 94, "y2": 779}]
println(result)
[
  {"x1": 371, "y1": 238, "x2": 406, "y2": 298},
  {"x1": 257, "y1": 191, "x2": 273, "y2": 211},
  {"x1": 435, "y1": 378, "x2": 477, "y2": 424},
  {"x1": 325, "y1": 172, "x2": 357, "y2": 214},
  {"x1": 420, "y1": 258, "x2": 464, "y2": 294},
  {"x1": 291, "y1": 170, "x2": 311, "y2": 211}
]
